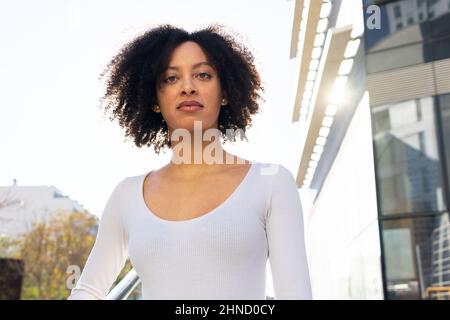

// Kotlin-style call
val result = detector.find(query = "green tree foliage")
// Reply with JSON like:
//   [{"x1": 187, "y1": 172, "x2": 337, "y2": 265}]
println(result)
[{"x1": 0, "y1": 210, "x2": 134, "y2": 300}]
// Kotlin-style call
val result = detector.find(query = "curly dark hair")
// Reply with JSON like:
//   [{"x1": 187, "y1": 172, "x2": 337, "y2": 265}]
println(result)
[{"x1": 99, "y1": 24, "x2": 265, "y2": 154}]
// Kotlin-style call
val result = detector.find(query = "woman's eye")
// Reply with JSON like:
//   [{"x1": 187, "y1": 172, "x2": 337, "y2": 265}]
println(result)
[
  {"x1": 164, "y1": 76, "x2": 177, "y2": 84},
  {"x1": 197, "y1": 72, "x2": 212, "y2": 80},
  {"x1": 163, "y1": 73, "x2": 211, "y2": 84}
]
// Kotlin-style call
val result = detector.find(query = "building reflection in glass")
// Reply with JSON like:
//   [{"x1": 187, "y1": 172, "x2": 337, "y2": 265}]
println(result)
[
  {"x1": 372, "y1": 97, "x2": 446, "y2": 215},
  {"x1": 364, "y1": 0, "x2": 450, "y2": 72},
  {"x1": 382, "y1": 213, "x2": 450, "y2": 299}
]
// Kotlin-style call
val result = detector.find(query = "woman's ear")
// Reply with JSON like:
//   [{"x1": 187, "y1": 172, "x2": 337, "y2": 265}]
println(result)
[
  {"x1": 152, "y1": 104, "x2": 161, "y2": 112},
  {"x1": 221, "y1": 93, "x2": 228, "y2": 106},
  {"x1": 152, "y1": 98, "x2": 161, "y2": 112}
]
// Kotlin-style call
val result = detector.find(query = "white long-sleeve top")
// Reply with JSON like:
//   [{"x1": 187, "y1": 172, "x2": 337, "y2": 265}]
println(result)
[{"x1": 68, "y1": 162, "x2": 312, "y2": 300}]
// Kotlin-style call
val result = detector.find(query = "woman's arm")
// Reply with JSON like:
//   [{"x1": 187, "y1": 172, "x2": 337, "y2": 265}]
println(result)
[
  {"x1": 266, "y1": 165, "x2": 312, "y2": 300},
  {"x1": 68, "y1": 179, "x2": 129, "y2": 300}
]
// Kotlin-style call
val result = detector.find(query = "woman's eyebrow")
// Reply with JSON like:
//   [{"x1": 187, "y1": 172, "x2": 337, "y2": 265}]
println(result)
[{"x1": 166, "y1": 61, "x2": 214, "y2": 70}]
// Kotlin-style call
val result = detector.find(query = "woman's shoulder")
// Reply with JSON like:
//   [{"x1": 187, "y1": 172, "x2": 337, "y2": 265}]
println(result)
[
  {"x1": 252, "y1": 161, "x2": 294, "y2": 180},
  {"x1": 111, "y1": 170, "x2": 154, "y2": 193}
]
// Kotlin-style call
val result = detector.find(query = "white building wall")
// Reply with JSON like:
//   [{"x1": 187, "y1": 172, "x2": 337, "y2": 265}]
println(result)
[
  {"x1": 305, "y1": 92, "x2": 384, "y2": 299},
  {"x1": 0, "y1": 184, "x2": 85, "y2": 237}
]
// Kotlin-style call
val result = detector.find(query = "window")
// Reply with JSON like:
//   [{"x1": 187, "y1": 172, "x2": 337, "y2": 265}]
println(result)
[
  {"x1": 417, "y1": 99, "x2": 423, "y2": 121},
  {"x1": 372, "y1": 98, "x2": 447, "y2": 215},
  {"x1": 382, "y1": 213, "x2": 450, "y2": 299},
  {"x1": 373, "y1": 108, "x2": 391, "y2": 133},
  {"x1": 439, "y1": 94, "x2": 450, "y2": 205},
  {"x1": 394, "y1": 5, "x2": 402, "y2": 18},
  {"x1": 364, "y1": 0, "x2": 433, "y2": 65},
  {"x1": 444, "y1": 273, "x2": 450, "y2": 282}
]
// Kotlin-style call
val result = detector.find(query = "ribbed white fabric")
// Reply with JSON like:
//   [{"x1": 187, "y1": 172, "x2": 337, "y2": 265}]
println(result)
[{"x1": 68, "y1": 162, "x2": 312, "y2": 300}]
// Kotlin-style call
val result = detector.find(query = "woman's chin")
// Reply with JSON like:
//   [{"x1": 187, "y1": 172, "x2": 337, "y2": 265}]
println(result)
[{"x1": 171, "y1": 120, "x2": 219, "y2": 135}]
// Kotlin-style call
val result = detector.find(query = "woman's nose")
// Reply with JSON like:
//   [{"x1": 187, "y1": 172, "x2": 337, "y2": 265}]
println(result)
[{"x1": 180, "y1": 77, "x2": 197, "y2": 95}]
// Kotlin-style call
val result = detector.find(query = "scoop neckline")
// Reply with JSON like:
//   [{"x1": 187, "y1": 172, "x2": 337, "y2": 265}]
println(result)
[{"x1": 139, "y1": 161, "x2": 258, "y2": 224}]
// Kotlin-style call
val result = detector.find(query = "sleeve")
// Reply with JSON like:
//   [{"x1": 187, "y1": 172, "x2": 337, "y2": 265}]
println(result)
[
  {"x1": 266, "y1": 165, "x2": 313, "y2": 300},
  {"x1": 67, "y1": 179, "x2": 129, "y2": 300}
]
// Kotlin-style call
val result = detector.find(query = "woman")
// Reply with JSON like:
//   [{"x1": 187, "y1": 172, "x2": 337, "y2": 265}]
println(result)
[{"x1": 68, "y1": 24, "x2": 312, "y2": 300}]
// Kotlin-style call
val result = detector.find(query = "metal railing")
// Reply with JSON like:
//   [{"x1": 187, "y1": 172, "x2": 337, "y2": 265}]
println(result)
[
  {"x1": 106, "y1": 268, "x2": 141, "y2": 300},
  {"x1": 106, "y1": 268, "x2": 276, "y2": 300}
]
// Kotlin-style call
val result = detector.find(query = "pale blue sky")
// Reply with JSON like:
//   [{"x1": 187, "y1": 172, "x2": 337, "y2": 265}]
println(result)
[{"x1": 0, "y1": 0, "x2": 302, "y2": 216}]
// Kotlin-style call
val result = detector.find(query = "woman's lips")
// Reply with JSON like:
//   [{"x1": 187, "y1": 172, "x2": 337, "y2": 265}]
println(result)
[{"x1": 177, "y1": 105, "x2": 204, "y2": 112}]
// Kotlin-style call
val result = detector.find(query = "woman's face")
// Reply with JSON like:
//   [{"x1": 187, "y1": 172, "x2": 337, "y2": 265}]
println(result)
[{"x1": 155, "y1": 41, "x2": 226, "y2": 135}]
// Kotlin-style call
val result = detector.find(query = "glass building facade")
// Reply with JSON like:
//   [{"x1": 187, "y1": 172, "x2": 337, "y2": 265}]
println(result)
[{"x1": 364, "y1": 0, "x2": 450, "y2": 299}]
